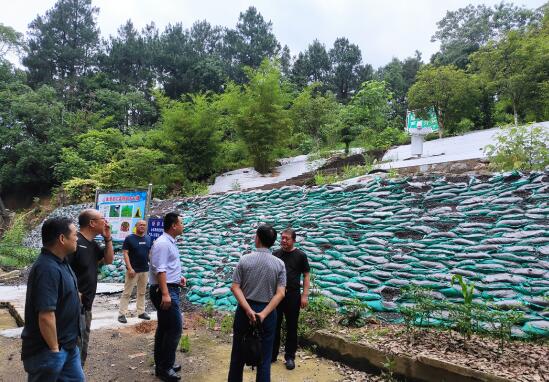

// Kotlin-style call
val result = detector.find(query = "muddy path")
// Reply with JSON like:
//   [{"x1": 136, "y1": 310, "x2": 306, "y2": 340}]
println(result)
[{"x1": 0, "y1": 316, "x2": 379, "y2": 382}]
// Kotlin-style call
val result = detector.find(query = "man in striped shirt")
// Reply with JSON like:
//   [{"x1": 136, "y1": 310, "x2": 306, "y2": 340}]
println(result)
[{"x1": 228, "y1": 224, "x2": 286, "y2": 382}]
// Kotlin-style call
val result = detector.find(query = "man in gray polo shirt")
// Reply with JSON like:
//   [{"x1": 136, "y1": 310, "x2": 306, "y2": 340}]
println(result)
[
  {"x1": 228, "y1": 224, "x2": 286, "y2": 382},
  {"x1": 149, "y1": 212, "x2": 186, "y2": 382}
]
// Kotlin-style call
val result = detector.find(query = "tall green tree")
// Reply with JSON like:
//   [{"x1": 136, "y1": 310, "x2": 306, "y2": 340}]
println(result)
[
  {"x1": 377, "y1": 51, "x2": 423, "y2": 122},
  {"x1": 407, "y1": 65, "x2": 480, "y2": 136},
  {"x1": 329, "y1": 80, "x2": 393, "y2": 154},
  {"x1": 279, "y1": 45, "x2": 292, "y2": 78},
  {"x1": 470, "y1": 20, "x2": 548, "y2": 126},
  {"x1": 431, "y1": 2, "x2": 541, "y2": 68},
  {"x1": 291, "y1": 40, "x2": 331, "y2": 89},
  {"x1": 0, "y1": 67, "x2": 66, "y2": 196},
  {"x1": 23, "y1": 0, "x2": 100, "y2": 108},
  {"x1": 156, "y1": 21, "x2": 226, "y2": 98},
  {"x1": 100, "y1": 20, "x2": 157, "y2": 93},
  {"x1": 224, "y1": 7, "x2": 280, "y2": 82},
  {"x1": 329, "y1": 37, "x2": 363, "y2": 102},
  {"x1": 91, "y1": 89, "x2": 158, "y2": 131},
  {"x1": 348, "y1": 80, "x2": 392, "y2": 132},
  {"x1": 0, "y1": 23, "x2": 25, "y2": 61}
]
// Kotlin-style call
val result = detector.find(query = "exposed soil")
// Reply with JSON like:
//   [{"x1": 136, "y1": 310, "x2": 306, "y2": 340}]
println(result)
[
  {"x1": 317, "y1": 154, "x2": 366, "y2": 172},
  {"x1": 0, "y1": 308, "x2": 17, "y2": 330},
  {"x1": 0, "y1": 311, "x2": 381, "y2": 382},
  {"x1": 255, "y1": 154, "x2": 368, "y2": 191},
  {"x1": 394, "y1": 230, "x2": 424, "y2": 240},
  {"x1": 335, "y1": 322, "x2": 549, "y2": 382}
]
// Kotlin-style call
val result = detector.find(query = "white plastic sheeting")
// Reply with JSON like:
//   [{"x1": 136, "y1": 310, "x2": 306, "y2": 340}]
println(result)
[{"x1": 379, "y1": 122, "x2": 549, "y2": 170}]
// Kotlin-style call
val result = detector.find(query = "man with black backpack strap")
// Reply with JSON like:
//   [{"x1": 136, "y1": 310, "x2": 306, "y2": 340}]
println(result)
[{"x1": 228, "y1": 224, "x2": 286, "y2": 382}]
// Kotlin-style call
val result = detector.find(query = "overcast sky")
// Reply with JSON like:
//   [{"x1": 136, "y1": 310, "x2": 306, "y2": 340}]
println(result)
[{"x1": 1, "y1": 0, "x2": 546, "y2": 68}]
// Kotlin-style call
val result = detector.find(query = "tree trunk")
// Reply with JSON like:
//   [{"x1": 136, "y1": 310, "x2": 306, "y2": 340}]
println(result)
[
  {"x1": 512, "y1": 100, "x2": 518, "y2": 127},
  {"x1": 437, "y1": 107, "x2": 444, "y2": 139}
]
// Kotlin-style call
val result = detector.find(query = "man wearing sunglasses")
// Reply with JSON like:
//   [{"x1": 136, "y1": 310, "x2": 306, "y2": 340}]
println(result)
[{"x1": 66, "y1": 209, "x2": 114, "y2": 367}]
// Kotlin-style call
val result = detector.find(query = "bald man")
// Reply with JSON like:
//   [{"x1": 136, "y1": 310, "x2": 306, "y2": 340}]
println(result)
[
  {"x1": 66, "y1": 209, "x2": 114, "y2": 366},
  {"x1": 118, "y1": 220, "x2": 152, "y2": 323}
]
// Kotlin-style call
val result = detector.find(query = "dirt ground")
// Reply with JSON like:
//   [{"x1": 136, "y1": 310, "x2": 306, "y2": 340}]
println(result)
[
  {"x1": 0, "y1": 313, "x2": 379, "y2": 382},
  {"x1": 336, "y1": 322, "x2": 549, "y2": 382}
]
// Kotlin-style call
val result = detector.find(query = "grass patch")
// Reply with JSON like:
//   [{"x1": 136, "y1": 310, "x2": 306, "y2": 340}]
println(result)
[{"x1": 0, "y1": 212, "x2": 38, "y2": 267}]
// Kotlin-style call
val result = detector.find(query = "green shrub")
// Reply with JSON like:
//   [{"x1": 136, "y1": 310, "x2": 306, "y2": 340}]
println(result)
[
  {"x1": 360, "y1": 126, "x2": 408, "y2": 150},
  {"x1": 0, "y1": 213, "x2": 38, "y2": 267},
  {"x1": 455, "y1": 118, "x2": 475, "y2": 134},
  {"x1": 203, "y1": 301, "x2": 215, "y2": 318},
  {"x1": 220, "y1": 314, "x2": 234, "y2": 335},
  {"x1": 485, "y1": 124, "x2": 549, "y2": 171},
  {"x1": 298, "y1": 295, "x2": 336, "y2": 337},
  {"x1": 179, "y1": 334, "x2": 190, "y2": 353},
  {"x1": 182, "y1": 182, "x2": 209, "y2": 197},
  {"x1": 341, "y1": 164, "x2": 373, "y2": 180},
  {"x1": 60, "y1": 178, "x2": 100, "y2": 204},
  {"x1": 338, "y1": 298, "x2": 373, "y2": 328},
  {"x1": 398, "y1": 276, "x2": 526, "y2": 353},
  {"x1": 313, "y1": 172, "x2": 339, "y2": 185}
]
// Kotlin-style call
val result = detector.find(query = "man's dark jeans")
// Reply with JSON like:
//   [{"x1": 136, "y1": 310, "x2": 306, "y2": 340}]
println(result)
[
  {"x1": 272, "y1": 290, "x2": 301, "y2": 361},
  {"x1": 228, "y1": 301, "x2": 277, "y2": 382},
  {"x1": 23, "y1": 346, "x2": 84, "y2": 382},
  {"x1": 150, "y1": 285, "x2": 182, "y2": 372}
]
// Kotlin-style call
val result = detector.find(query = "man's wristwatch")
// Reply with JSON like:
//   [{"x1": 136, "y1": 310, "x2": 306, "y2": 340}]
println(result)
[{"x1": 104, "y1": 237, "x2": 112, "y2": 242}]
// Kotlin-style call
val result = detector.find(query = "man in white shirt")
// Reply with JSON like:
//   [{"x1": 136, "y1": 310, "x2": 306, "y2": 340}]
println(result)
[{"x1": 149, "y1": 212, "x2": 186, "y2": 382}]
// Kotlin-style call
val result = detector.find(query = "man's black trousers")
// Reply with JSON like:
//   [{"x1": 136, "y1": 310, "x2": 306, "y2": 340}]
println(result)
[{"x1": 272, "y1": 290, "x2": 301, "y2": 361}]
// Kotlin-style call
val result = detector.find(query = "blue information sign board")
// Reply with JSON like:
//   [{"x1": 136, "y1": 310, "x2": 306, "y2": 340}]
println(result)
[
  {"x1": 147, "y1": 218, "x2": 164, "y2": 242},
  {"x1": 96, "y1": 190, "x2": 149, "y2": 242}
]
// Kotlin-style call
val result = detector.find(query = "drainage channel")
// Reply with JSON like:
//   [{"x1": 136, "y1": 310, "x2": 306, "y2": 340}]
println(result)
[{"x1": 0, "y1": 302, "x2": 24, "y2": 329}]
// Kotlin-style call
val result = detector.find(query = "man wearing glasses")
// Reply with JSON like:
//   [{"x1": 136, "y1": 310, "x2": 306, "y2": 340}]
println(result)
[{"x1": 66, "y1": 209, "x2": 114, "y2": 367}]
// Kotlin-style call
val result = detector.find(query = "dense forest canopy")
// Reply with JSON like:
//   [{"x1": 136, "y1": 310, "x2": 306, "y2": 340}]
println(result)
[{"x1": 0, "y1": 0, "x2": 547, "y2": 203}]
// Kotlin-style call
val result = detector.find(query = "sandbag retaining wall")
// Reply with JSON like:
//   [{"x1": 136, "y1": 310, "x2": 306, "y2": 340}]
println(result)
[{"x1": 96, "y1": 172, "x2": 548, "y2": 336}]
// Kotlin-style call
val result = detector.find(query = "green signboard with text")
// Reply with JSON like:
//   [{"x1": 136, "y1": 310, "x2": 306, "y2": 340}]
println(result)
[{"x1": 406, "y1": 108, "x2": 439, "y2": 133}]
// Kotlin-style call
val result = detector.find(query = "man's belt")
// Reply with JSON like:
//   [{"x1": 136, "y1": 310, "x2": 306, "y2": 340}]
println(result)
[{"x1": 151, "y1": 283, "x2": 181, "y2": 288}]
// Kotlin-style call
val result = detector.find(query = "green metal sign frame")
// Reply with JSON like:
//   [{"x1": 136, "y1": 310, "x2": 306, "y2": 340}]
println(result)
[{"x1": 406, "y1": 107, "x2": 439, "y2": 133}]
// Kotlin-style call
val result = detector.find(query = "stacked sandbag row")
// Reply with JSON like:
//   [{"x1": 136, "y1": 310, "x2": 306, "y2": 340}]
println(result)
[{"x1": 100, "y1": 171, "x2": 549, "y2": 336}]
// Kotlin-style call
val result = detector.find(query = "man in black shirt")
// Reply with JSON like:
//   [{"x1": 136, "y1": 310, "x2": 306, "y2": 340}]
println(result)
[
  {"x1": 21, "y1": 217, "x2": 84, "y2": 382},
  {"x1": 272, "y1": 228, "x2": 310, "y2": 370},
  {"x1": 118, "y1": 220, "x2": 152, "y2": 323},
  {"x1": 66, "y1": 209, "x2": 114, "y2": 366}
]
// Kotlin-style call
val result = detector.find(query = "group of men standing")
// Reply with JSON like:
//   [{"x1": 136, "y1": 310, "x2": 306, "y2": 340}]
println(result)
[{"x1": 21, "y1": 208, "x2": 310, "y2": 382}]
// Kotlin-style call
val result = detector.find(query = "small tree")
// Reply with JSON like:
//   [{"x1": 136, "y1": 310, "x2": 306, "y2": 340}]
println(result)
[
  {"x1": 229, "y1": 59, "x2": 291, "y2": 173},
  {"x1": 485, "y1": 124, "x2": 549, "y2": 171},
  {"x1": 290, "y1": 82, "x2": 339, "y2": 145},
  {"x1": 157, "y1": 93, "x2": 221, "y2": 180}
]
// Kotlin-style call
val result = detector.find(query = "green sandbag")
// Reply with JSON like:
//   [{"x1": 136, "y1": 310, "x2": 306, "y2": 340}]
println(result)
[
  {"x1": 354, "y1": 292, "x2": 382, "y2": 301},
  {"x1": 326, "y1": 286, "x2": 351, "y2": 297},
  {"x1": 366, "y1": 300, "x2": 395, "y2": 312},
  {"x1": 319, "y1": 274, "x2": 349, "y2": 284},
  {"x1": 215, "y1": 298, "x2": 231, "y2": 307},
  {"x1": 522, "y1": 321, "x2": 549, "y2": 337},
  {"x1": 440, "y1": 287, "x2": 463, "y2": 298},
  {"x1": 323, "y1": 249, "x2": 343, "y2": 259},
  {"x1": 334, "y1": 269, "x2": 360, "y2": 278},
  {"x1": 198, "y1": 296, "x2": 215, "y2": 305}
]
